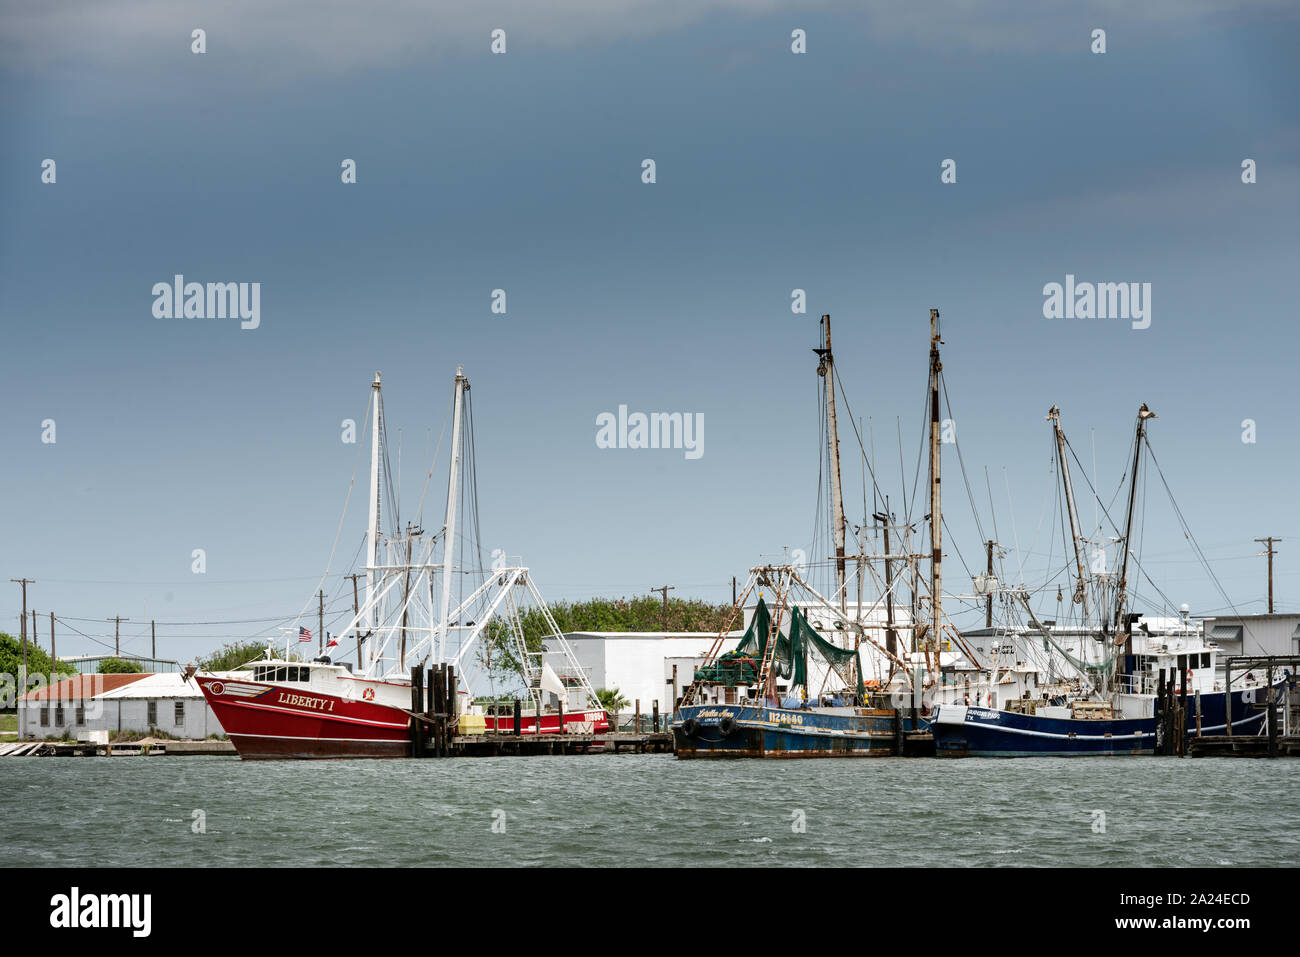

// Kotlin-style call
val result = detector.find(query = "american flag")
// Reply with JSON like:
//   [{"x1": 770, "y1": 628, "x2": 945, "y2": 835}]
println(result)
[{"x1": 298, "y1": 626, "x2": 312, "y2": 643}]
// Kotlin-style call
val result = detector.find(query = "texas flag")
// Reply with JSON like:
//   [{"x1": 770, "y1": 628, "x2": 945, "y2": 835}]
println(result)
[{"x1": 326, "y1": 633, "x2": 338, "y2": 648}]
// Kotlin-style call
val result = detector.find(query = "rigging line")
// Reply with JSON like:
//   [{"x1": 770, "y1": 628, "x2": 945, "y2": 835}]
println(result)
[
  {"x1": 937, "y1": 368, "x2": 988, "y2": 543},
  {"x1": 414, "y1": 386, "x2": 454, "y2": 529},
  {"x1": 1061, "y1": 431, "x2": 1125, "y2": 541},
  {"x1": 1142, "y1": 435, "x2": 1254, "y2": 626},
  {"x1": 1002, "y1": 467, "x2": 1026, "y2": 586},
  {"x1": 896, "y1": 417, "x2": 909, "y2": 528},
  {"x1": 287, "y1": 386, "x2": 374, "y2": 635},
  {"x1": 831, "y1": 373, "x2": 893, "y2": 515}
]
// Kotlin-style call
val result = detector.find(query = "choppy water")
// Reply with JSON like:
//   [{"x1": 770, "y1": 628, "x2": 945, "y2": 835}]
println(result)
[{"x1": 2, "y1": 755, "x2": 1296, "y2": 867}]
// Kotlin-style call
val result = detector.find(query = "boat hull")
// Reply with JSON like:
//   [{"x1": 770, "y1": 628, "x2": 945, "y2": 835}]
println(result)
[
  {"x1": 195, "y1": 675, "x2": 411, "y2": 760},
  {"x1": 933, "y1": 684, "x2": 1275, "y2": 758},
  {"x1": 673, "y1": 703, "x2": 898, "y2": 758}
]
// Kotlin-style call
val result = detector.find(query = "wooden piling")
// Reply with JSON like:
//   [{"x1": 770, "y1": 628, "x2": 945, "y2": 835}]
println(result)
[
  {"x1": 513, "y1": 698, "x2": 522, "y2": 736},
  {"x1": 1179, "y1": 663, "x2": 1188, "y2": 757},
  {"x1": 410, "y1": 667, "x2": 425, "y2": 757},
  {"x1": 1268, "y1": 664, "x2": 1278, "y2": 758},
  {"x1": 652, "y1": 700, "x2": 659, "y2": 734},
  {"x1": 1225, "y1": 661, "x2": 1233, "y2": 737},
  {"x1": 1195, "y1": 690, "x2": 1202, "y2": 737},
  {"x1": 635, "y1": 699, "x2": 641, "y2": 734}
]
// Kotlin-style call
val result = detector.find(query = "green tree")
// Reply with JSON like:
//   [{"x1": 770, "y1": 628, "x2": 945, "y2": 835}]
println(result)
[
  {"x1": 595, "y1": 688, "x2": 630, "y2": 730},
  {"x1": 97, "y1": 657, "x2": 144, "y2": 674},
  {"x1": 199, "y1": 640, "x2": 285, "y2": 672},
  {"x1": 481, "y1": 596, "x2": 737, "y2": 687},
  {"x1": 0, "y1": 632, "x2": 76, "y2": 686}
]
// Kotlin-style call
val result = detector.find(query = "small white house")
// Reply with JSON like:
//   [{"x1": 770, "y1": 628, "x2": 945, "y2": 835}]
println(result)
[{"x1": 19, "y1": 672, "x2": 236, "y2": 740}]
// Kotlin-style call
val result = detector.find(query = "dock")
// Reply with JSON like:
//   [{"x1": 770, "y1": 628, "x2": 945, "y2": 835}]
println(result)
[
  {"x1": 1190, "y1": 735, "x2": 1300, "y2": 758},
  {"x1": 0, "y1": 739, "x2": 237, "y2": 757},
  {"x1": 446, "y1": 732, "x2": 674, "y2": 757}
]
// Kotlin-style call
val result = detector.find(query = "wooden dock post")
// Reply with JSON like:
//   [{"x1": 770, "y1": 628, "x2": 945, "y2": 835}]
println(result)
[
  {"x1": 1268, "y1": 664, "x2": 1278, "y2": 758},
  {"x1": 558, "y1": 699, "x2": 565, "y2": 734},
  {"x1": 447, "y1": 664, "x2": 457, "y2": 748},
  {"x1": 1195, "y1": 690, "x2": 1202, "y2": 737},
  {"x1": 1225, "y1": 661, "x2": 1233, "y2": 737},
  {"x1": 410, "y1": 666, "x2": 425, "y2": 757},
  {"x1": 435, "y1": 665, "x2": 448, "y2": 758},
  {"x1": 425, "y1": 666, "x2": 437, "y2": 757},
  {"x1": 1159, "y1": 670, "x2": 1170, "y2": 754},
  {"x1": 1179, "y1": 663, "x2": 1188, "y2": 756},
  {"x1": 652, "y1": 700, "x2": 659, "y2": 733},
  {"x1": 635, "y1": 699, "x2": 641, "y2": 734},
  {"x1": 513, "y1": 698, "x2": 522, "y2": 737}
]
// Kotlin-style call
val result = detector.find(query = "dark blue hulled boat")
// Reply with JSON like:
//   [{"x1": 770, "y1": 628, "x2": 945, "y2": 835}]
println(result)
[
  {"x1": 673, "y1": 702, "x2": 901, "y2": 758},
  {"x1": 932, "y1": 680, "x2": 1280, "y2": 757}
]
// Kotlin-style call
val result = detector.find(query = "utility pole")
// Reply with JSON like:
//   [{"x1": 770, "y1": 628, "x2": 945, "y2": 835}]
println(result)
[
  {"x1": 651, "y1": 585, "x2": 675, "y2": 633},
  {"x1": 732, "y1": 576, "x2": 737, "y2": 607},
  {"x1": 108, "y1": 616, "x2": 129, "y2": 657},
  {"x1": 10, "y1": 578, "x2": 34, "y2": 676},
  {"x1": 318, "y1": 590, "x2": 326, "y2": 654},
  {"x1": 49, "y1": 612, "x2": 56, "y2": 684},
  {"x1": 985, "y1": 540, "x2": 995, "y2": 629},
  {"x1": 151, "y1": 620, "x2": 156, "y2": 662},
  {"x1": 1255, "y1": 537, "x2": 1281, "y2": 613}
]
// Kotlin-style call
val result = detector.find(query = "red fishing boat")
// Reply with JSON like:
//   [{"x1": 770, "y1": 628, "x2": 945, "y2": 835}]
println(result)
[{"x1": 192, "y1": 368, "x2": 607, "y2": 759}]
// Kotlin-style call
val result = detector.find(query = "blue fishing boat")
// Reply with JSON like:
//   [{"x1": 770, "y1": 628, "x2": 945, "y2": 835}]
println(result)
[
  {"x1": 932, "y1": 679, "x2": 1280, "y2": 757},
  {"x1": 673, "y1": 595, "x2": 927, "y2": 757}
]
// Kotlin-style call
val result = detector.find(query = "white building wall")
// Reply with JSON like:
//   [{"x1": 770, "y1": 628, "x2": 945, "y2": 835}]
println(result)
[
  {"x1": 564, "y1": 634, "x2": 738, "y2": 715},
  {"x1": 19, "y1": 694, "x2": 221, "y2": 739}
]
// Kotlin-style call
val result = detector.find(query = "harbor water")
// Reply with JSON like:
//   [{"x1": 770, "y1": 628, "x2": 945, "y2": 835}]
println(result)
[{"x1": 4, "y1": 755, "x2": 1297, "y2": 868}]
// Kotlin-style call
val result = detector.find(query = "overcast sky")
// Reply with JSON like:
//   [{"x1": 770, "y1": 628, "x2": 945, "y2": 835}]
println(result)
[{"x1": 2, "y1": 0, "x2": 1298, "y2": 663}]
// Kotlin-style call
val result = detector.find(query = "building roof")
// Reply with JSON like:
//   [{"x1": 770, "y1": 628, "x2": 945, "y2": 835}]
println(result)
[
  {"x1": 96, "y1": 672, "x2": 216, "y2": 699},
  {"x1": 21, "y1": 673, "x2": 150, "y2": 701}
]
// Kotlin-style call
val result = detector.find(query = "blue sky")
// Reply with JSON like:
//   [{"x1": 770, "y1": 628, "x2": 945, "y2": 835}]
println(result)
[{"x1": 2, "y1": 0, "x2": 1298, "y2": 663}]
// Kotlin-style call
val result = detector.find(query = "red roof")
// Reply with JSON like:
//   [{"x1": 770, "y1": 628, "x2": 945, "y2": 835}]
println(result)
[{"x1": 21, "y1": 673, "x2": 151, "y2": 701}]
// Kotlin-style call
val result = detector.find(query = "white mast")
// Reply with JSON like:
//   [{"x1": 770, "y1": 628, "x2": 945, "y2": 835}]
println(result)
[
  {"x1": 437, "y1": 368, "x2": 468, "y2": 664},
  {"x1": 365, "y1": 373, "x2": 382, "y2": 645}
]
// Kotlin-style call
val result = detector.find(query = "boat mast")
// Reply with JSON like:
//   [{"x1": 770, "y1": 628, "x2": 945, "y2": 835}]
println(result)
[
  {"x1": 927, "y1": 308, "x2": 942, "y2": 674},
  {"x1": 437, "y1": 368, "x2": 469, "y2": 665},
  {"x1": 364, "y1": 372, "x2": 383, "y2": 655},
  {"x1": 1047, "y1": 406, "x2": 1092, "y2": 627},
  {"x1": 1113, "y1": 404, "x2": 1156, "y2": 645},
  {"x1": 816, "y1": 315, "x2": 848, "y2": 621}
]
